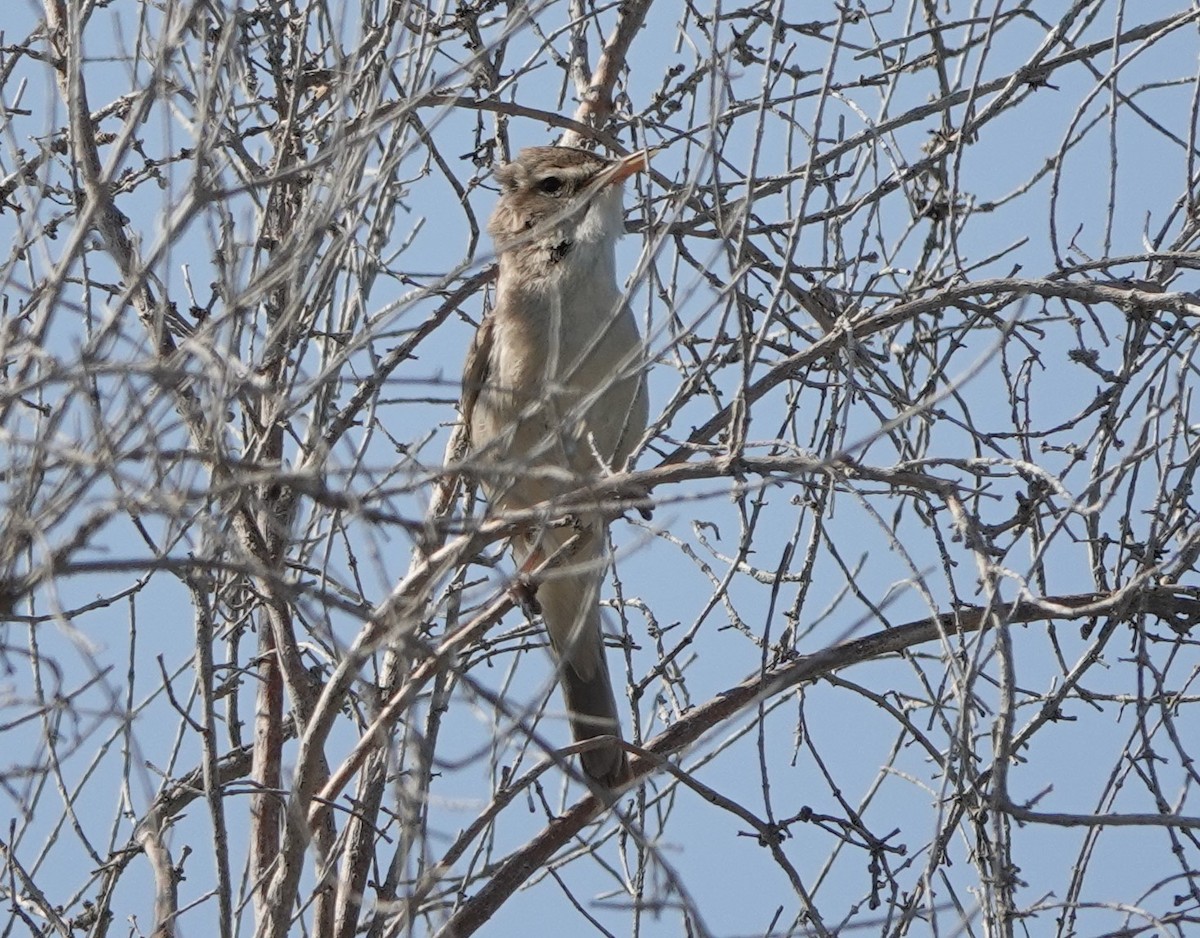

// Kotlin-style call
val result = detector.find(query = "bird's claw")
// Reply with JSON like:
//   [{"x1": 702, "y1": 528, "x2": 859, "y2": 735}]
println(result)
[
  {"x1": 619, "y1": 482, "x2": 654, "y2": 521},
  {"x1": 509, "y1": 576, "x2": 542, "y2": 617}
]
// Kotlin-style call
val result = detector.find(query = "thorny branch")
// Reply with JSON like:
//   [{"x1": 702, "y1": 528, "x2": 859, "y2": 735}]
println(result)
[{"x1": 2, "y1": 3, "x2": 1200, "y2": 937}]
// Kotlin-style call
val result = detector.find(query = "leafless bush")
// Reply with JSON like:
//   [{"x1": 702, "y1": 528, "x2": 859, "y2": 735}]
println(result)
[{"x1": 2, "y1": 2, "x2": 1199, "y2": 936}]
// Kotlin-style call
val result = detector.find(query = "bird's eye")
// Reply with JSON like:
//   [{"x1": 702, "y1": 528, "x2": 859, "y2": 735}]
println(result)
[{"x1": 537, "y1": 176, "x2": 563, "y2": 195}]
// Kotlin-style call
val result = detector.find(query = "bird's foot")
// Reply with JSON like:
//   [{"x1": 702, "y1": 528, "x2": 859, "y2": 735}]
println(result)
[
  {"x1": 509, "y1": 576, "x2": 542, "y2": 617},
  {"x1": 619, "y1": 482, "x2": 654, "y2": 521}
]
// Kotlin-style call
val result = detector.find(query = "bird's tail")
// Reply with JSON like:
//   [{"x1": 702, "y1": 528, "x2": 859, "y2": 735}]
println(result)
[{"x1": 534, "y1": 554, "x2": 630, "y2": 789}]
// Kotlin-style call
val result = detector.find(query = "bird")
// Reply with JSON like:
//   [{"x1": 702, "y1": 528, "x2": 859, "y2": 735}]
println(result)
[{"x1": 460, "y1": 145, "x2": 650, "y2": 788}]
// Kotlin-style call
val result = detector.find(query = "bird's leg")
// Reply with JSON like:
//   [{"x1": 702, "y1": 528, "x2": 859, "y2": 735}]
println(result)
[
  {"x1": 507, "y1": 521, "x2": 589, "y2": 617},
  {"x1": 509, "y1": 545, "x2": 544, "y2": 616},
  {"x1": 583, "y1": 433, "x2": 654, "y2": 521}
]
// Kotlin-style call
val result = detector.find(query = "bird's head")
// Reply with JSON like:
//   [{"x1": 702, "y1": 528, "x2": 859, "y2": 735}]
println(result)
[{"x1": 488, "y1": 146, "x2": 646, "y2": 277}]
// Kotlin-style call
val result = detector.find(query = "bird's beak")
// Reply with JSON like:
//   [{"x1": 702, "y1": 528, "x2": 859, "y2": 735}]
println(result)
[{"x1": 605, "y1": 147, "x2": 656, "y2": 185}]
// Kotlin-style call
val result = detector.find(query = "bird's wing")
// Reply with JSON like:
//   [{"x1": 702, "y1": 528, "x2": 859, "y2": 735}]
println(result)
[{"x1": 459, "y1": 313, "x2": 495, "y2": 446}]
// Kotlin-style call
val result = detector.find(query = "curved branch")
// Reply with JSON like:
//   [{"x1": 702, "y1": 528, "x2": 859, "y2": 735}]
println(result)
[{"x1": 436, "y1": 584, "x2": 1200, "y2": 936}]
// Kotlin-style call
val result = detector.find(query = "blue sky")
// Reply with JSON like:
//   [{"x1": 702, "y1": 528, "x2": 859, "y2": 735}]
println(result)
[{"x1": 2, "y1": 2, "x2": 1199, "y2": 936}]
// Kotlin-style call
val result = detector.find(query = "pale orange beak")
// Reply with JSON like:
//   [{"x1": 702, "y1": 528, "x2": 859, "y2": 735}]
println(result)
[{"x1": 605, "y1": 148, "x2": 654, "y2": 185}]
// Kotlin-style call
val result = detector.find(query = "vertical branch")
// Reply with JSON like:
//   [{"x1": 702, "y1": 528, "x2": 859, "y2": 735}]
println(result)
[
  {"x1": 249, "y1": 618, "x2": 285, "y2": 924},
  {"x1": 134, "y1": 799, "x2": 180, "y2": 938},
  {"x1": 559, "y1": 0, "x2": 655, "y2": 147},
  {"x1": 190, "y1": 572, "x2": 234, "y2": 938}
]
